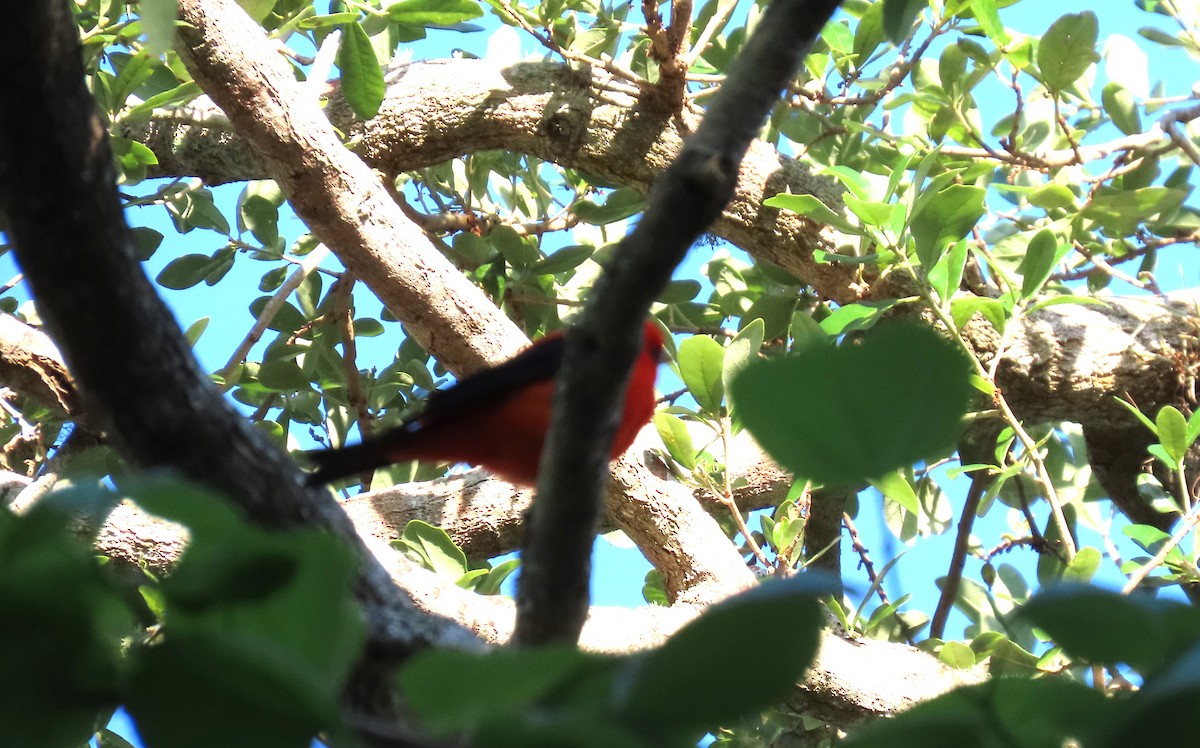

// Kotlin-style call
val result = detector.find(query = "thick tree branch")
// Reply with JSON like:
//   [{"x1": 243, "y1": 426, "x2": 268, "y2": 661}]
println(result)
[
  {"x1": 0, "y1": 3, "x2": 481, "y2": 735},
  {"x1": 124, "y1": 58, "x2": 859, "y2": 302},
  {"x1": 173, "y1": 0, "x2": 529, "y2": 377}
]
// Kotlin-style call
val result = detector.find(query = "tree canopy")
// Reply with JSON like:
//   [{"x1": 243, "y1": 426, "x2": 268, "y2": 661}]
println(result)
[{"x1": 3, "y1": 0, "x2": 1200, "y2": 746}]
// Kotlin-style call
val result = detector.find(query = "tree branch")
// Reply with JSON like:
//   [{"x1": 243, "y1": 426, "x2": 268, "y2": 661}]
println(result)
[
  {"x1": 173, "y1": 0, "x2": 529, "y2": 377},
  {"x1": 514, "y1": 0, "x2": 845, "y2": 645}
]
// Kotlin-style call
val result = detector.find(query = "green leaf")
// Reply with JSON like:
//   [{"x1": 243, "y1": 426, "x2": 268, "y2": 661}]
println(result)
[
  {"x1": 654, "y1": 413, "x2": 697, "y2": 470},
  {"x1": 123, "y1": 476, "x2": 363, "y2": 746},
  {"x1": 1029, "y1": 184, "x2": 1077, "y2": 211},
  {"x1": 257, "y1": 359, "x2": 311, "y2": 392},
  {"x1": 938, "y1": 640, "x2": 977, "y2": 669},
  {"x1": 968, "y1": 0, "x2": 1010, "y2": 46},
  {"x1": 574, "y1": 188, "x2": 644, "y2": 225},
  {"x1": 0, "y1": 496, "x2": 131, "y2": 748},
  {"x1": 474, "y1": 558, "x2": 518, "y2": 596},
  {"x1": 844, "y1": 195, "x2": 903, "y2": 230},
  {"x1": 240, "y1": 194, "x2": 280, "y2": 248},
  {"x1": 1037, "y1": 12, "x2": 1099, "y2": 91},
  {"x1": 927, "y1": 239, "x2": 969, "y2": 303},
  {"x1": 722, "y1": 318, "x2": 765, "y2": 404},
  {"x1": 616, "y1": 574, "x2": 834, "y2": 737},
  {"x1": 157, "y1": 254, "x2": 215, "y2": 290},
  {"x1": 491, "y1": 225, "x2": 539, "y2": 267},
  {"x1": 764, "y1": 193, "x2": 861, "y2": 235},
  {"x1": 1021, "y1": 585, "x2": 1168, "y2": 671},
  {"x1": 1063, "y1": 546, "x2": 1102, "y2": 583},
  {"x1": 531, "y1": 244, "x2": 594, "y2": 275},
  {"x1": 1082, "y1": 187, "x2": 1188, "y2": 235},
  {"x1": 678, "y1": 335, "x2": 725, "y2": 415},
  {"x1": 386, "y1": 0, "x2": 485, "y2": 26},
  {"x1": 399, "y1": 647, "x2": 603, "y2": 734},
  {"x1": 236, "y1": 0, "x2": 278, "y2": 23},
  {"x1": 910, "y1": 185, "x2": 986, "y2": 268},
  {"x1": 249, "y1": 297, "x2": 306, "y2": 333},
  {"x1": 840, "y1": 678, "x2": 1107, "y2": 748},
  {"x1": 950, "y1": 297, "x2": 1007, "y2": 332},
  {"x1": 337, "y1": 23, "x2": 385, "y2": 120},
  {"x1": 1018, "y1": 229, "x2": 1062, "y2": 299},
  {"x1": 1156, "y1": 405, "x2": 1189, "y2": 466},
  {"x1": 881, "y1": 0, "x2": 925, "y2": 45},
  {"x1": 132, "y1": 227, "x2": 164, "y2": 261},
  {"x1": 656, "y1": 279, "x2": 702, "y2": 304},
  {"x1": 1186, "y1": 408, "x2": 1200, "y2": 448},
  {"x1": 128, "y1": 634, "x2": 336, "y2": 748},
  {"x1": 95, "y1": 728, "x2": 139, "y2": 748},
  {"x1": 869, "y1": 470, "x2": 920, "y2": 515},
  {"x1": 731, "y1": 323, "x2": 973, "y2": 487},
  {"x1": 398, "y1": 520, "x2": 468, "y2": 579},
  {"x1": 1103, "y1": 81, "x2": 1143, "y2": 135},
  {"x1": 1124, "y1": 524, "x2": 1188, "y2": 566},
  {"x1": 183, "y1": 317, "x2": 210, "y2": 347},
  {"x1": 820, "y1": 300, "x2": 899, "y2": 336},
  {"x1": 140, "y1": 0, "x2": 178, "y2": 58}
]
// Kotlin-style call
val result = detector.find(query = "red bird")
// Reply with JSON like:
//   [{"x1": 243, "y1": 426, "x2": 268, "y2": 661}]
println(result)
[{"x1": 306, "y1": 321, "x2": 665, "y2": 487}]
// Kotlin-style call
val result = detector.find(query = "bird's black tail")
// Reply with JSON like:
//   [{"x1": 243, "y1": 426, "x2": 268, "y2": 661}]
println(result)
[{"x1": 304, "y1": 440, "x2": 387, "y2": 486}]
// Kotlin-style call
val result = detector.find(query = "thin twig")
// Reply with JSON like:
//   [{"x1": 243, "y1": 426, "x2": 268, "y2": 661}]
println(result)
[
  {"x1": 1122, "y1": 508, "x2": 1200, "y2": 593},
  {"x1": 332, "y1": 273, "x2": 374, "y2": 441},
  {"x1": 215, "y1": 245, "x2": 329, "y2": 392}
]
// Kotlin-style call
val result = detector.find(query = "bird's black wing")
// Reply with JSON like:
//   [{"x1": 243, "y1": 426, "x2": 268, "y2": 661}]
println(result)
[{"x1": 416, "y1": 334, "x2": 566, "y2": 422}]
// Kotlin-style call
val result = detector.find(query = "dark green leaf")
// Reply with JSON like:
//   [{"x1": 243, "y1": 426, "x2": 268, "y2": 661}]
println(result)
[
  {"x1": 132, "y1": 227, "x2": 163, "y2": 261},
  {"x1": 722, "y1": 318, "x2": 765, "y2": 403},
  {"x1": 1021, "y1": 585, "x2": 1168, "y2": 671},
  {"x1": 337, "y1": 23, "x2": 385, "y2": 120},
  {"x1": 1037, "y1": 12, "x2": 1099, "y2": 91},
  {"x1": 531, "y1": 244, "x2": 594, "y2": 275},
  {"x1": 257, "y1": 359, "x2": 311, "y2": 392},
  {"x1": 157, "y1": 254, "x2": 215, "y2": 290},
  {"x1": 574, "y1": 188, "x2": 644, "y2": 225},
  {"x1": 656, "y1": 279, "x2": 702, "y2": 304},
  {"x1": 840, "y1": 678, "x2": 1106, "y2": 748},
  {"x1": 398, "y1": 647, "x2": 604, "y2": 733},
  {"x1": 730, "y1": 323, "x2": 973, "y2": 486},
  {"x1": 491, "y1": 225, "x2": 539, "y2": 267},
  {"x1": 248, "y1": 297, "x2": 306, "y2": 333},
  {"x1": 240, "y1": 194, "x2": 280, "y2": 247},
  {"x1": 0, "y1": 497, "x2": 130, "y2": 748},
  {"x1": 616, "y1": 574, "x2": 834, "y2": 737},
  {"x1": 881, "y1": 0, "x2": 925, "y2": 45}
]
